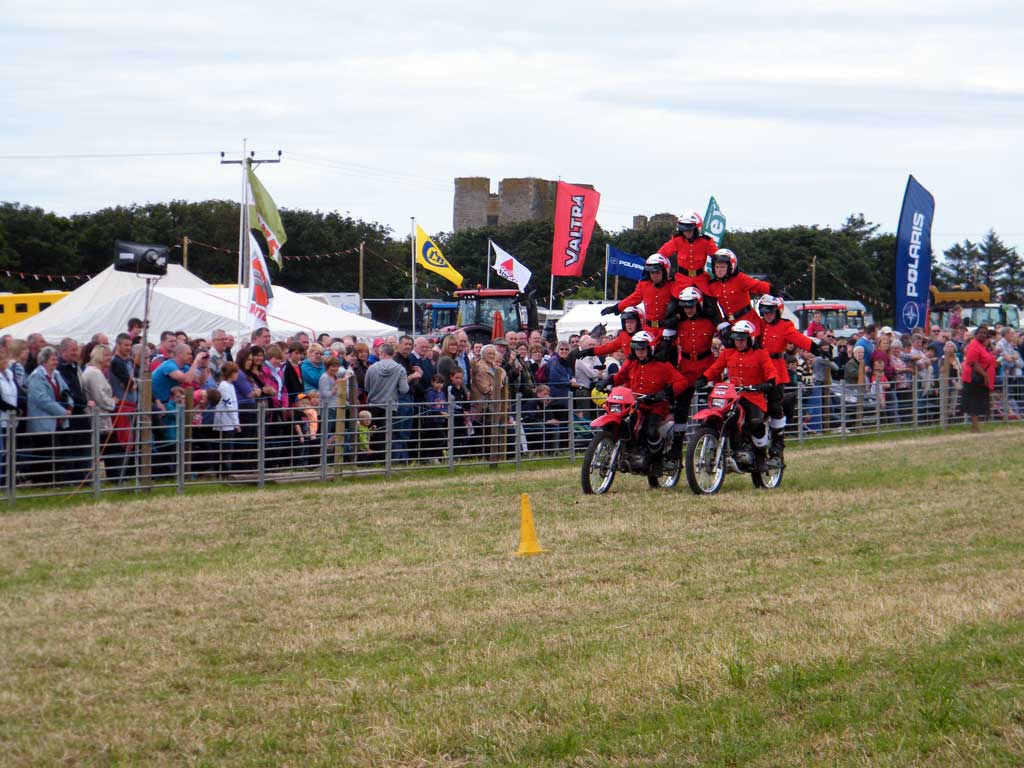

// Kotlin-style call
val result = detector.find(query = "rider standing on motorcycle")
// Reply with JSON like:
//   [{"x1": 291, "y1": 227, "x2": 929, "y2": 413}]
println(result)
[
  {"x1": 757, "y1": 295, "x2": 827, "y2": 450},
  {"x1": 601, "y1": 255, "x2": 681, "y2": 342},
  {"x1": 659, "y1": 286, "x2": 717, "y2": 439},
  {"x1": 704, "y1": 248, "x2": 772, "y2": 337},
  {"x1": 696, "y1": 320, "x2": 776, "y2": 471},
  {"x1": 613, "y1": 331, "x2": 687, "y2": 455},
  {"x1": 586, "y1": 307, "x2": 643, "y2": 359},
  {"x1": 658, "y1": 210, "x2": 717, "y2": 294}
]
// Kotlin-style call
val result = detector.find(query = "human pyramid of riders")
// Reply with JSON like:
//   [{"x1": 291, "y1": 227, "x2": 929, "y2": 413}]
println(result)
[{"x1": 582, "y1": 209, "x2": 830, "y2": 479}]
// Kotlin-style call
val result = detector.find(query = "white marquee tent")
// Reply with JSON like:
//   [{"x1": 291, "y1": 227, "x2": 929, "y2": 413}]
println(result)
[{"x1": 3, "y1": 265, "x2": 397, "y2": 343}]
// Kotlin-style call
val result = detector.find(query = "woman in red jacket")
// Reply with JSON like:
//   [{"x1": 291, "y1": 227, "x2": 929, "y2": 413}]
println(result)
[{"x1": 961, "y1": 326, "x2": 996, "y2": 432}]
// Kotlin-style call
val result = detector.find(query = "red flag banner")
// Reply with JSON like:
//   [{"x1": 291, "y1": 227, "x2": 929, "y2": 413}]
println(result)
[{"x1": 551, "y1": 181, "x2": 600, "y2": 277}]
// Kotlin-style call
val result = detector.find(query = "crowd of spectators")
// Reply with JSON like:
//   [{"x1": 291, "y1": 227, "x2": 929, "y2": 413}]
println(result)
[{"x1": 0, "y1": 311, "x2": 1021, "y2": 488}]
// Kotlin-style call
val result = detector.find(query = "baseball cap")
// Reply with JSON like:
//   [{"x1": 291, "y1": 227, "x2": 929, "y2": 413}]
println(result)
[
  {"x1": 493, "y1": 337, "x2": 509, "y2": 346},
  {"x1": 880, "y1": 326, "x2": 893, "y2": 335}
]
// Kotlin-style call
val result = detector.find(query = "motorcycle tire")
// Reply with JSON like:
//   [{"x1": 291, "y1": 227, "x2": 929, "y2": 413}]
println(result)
[
  {"x1": 751, "y1": 453, "x2": 785, "y2": 490},
  {"x1": 581, "y1": 432, "x2": 617, "y2": 495},
  {"x1": 685, "y1": 426, "x2": 725, "y2": 495},
  {"x1": 648, "y1": 454, "x2": 681, "y2": 489}
]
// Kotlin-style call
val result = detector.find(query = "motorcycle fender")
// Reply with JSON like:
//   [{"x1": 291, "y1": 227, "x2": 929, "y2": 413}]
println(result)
[
  {"x1": 590, "y1": 413, "x2": 620, "y2": 432},
  {"x1": 690, "y1": 408, "x2": 722, "y2": 424}
]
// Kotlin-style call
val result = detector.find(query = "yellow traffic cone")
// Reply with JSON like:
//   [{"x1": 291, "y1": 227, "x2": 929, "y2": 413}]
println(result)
[{"x1": 515, "y1": 493, "x2": 546, "y2": 557}]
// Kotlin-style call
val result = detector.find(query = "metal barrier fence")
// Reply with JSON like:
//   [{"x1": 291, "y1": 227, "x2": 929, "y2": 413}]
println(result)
[{"x1": 4, "y1": 372, "x2": 1021, "y2": 502}]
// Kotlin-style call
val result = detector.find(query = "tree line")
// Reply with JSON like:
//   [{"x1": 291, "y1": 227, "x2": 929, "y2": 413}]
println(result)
[{"x1": 0, "y1": 200, "x2": 1019, "y2": 324}]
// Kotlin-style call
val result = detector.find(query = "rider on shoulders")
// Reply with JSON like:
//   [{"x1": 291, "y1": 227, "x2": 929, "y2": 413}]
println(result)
[
  {"x1": 704, "y1": 248, "x2": 773, "y2": 337},
  {"x1": 658, "y1": 210, "x2": 717, "y2": 295},
  {"x1": 613, "y1": 330, "x2": 687, "y2": 455},
  {"x1": 695, "y1": 320, "x2": 776, "y2": 471},
  {"x1": 584, "y1": 307, "x2": 643, "y2": 359},
  {"x1": 601, "y1": 254, "x2": 681, "y2": 342}
]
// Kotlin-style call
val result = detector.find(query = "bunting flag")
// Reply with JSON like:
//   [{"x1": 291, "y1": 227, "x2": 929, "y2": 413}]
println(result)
[
  {"x1": 490, "y1": 240, "x2": 532, "y2": 291},
  {"x1": 247, "y1": 166, "x2": 287, "y2": 268},
  {"x1": 247, "y1": 232, "x2": 274, "y2": 329},
  {"x1": 415, "y1": 224, "x2": 464, "y2": 287},
  {"x1": 551, "y1": 181, "x2": 600, "y2": 277},
  {"x1": 703, "y1": 196, "x2": 727, "y2": 245},
  {"x1": 607, "y1": 245, "x2": 645, "y2": 281}
]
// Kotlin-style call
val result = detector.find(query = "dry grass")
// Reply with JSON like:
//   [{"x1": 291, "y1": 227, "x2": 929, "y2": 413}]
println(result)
[{"x1": 1, "y1": 429, "x2": 1023, "y2": 766}]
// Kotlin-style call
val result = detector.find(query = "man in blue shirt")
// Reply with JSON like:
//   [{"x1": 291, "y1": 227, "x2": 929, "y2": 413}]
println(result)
[
  {"x1": 152, "y1": 343, "x2": 201, "y2": 405},
  {"x1": 854, "y1": 324, "x2": 877, "y2": 362}
]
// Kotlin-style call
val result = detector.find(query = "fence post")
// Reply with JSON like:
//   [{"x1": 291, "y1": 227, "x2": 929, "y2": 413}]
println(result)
[
  {"x1": 446, "y1": 400, "x2": 455, "y2": 474},
  {"x1": 912, "y1": 372, "x2": 919, "y2": 429},
  {"x1": 319, "y1": 399, "x2": 329, "y2": 481},
  {"x1": 175, "y1": 406, "x2": 185, "y2": 495},
  {"x1": 1002, "y1": 375, "x2": 1009, "y2": 424},
  {"x1": 257, "y1": 400, "x2": 266, "y2": 490},
  {"x1": 840, "y1": 383, "x2": 847, "y2": 443},
  {"x1": 91, "y1": 408, "x2": 101, "y2": 498},
  {"x1": 385, "y1": 405, "x2": 394, "y2": 479},
  {"x1": 796, "y1": 382, "x2": 805, "y2": 444},
  {"x1": 939, "y1": 374, "x2": 947, "y2": 430},
  {"x1": 514, "y1": 394, "x2": 522, "y2": 471},
  {"x1": 6, "y1": 418, "x2": 15, "y2": 505},
  {"x1": 876, "y1": 385, "x2": 882, "y2": 434},
  {"x1": 568, "y1": 399, "x2": 577, "y2": 464}
]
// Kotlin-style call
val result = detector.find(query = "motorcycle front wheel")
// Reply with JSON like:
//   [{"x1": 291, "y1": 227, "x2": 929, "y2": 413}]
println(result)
[
  {"x1": 751, "y1": 453, "x2": 784, "y2": 489},
  {"x1": 685, "y1": 427, "x2": 724, "y2": 495},
  {"x1": 581, "y1": 432, "x2": 617, "y2": 495}
]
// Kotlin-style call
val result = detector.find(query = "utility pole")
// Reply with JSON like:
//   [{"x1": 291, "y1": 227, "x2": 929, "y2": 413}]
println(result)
[
  {"x1": 181, "y1": 235, "x2": 189, "y2": 271},
  {"x1": 810, "y1": 254, "x2": 817, "y2": 301},
  {"x1": 358, "y1": 240, "x2": 365, "y2": 316},
  {"x1": 220, "y1": 144, "x2": 282, "y2": 321}
]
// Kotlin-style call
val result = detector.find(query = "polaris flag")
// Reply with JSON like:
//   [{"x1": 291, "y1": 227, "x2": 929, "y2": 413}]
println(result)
[
  {"x1": 606, "y1": 246, "x2": 645, "y2": 281},
  {"x1": 894, "y1": 175, "x2": 935, "y2": 334}
]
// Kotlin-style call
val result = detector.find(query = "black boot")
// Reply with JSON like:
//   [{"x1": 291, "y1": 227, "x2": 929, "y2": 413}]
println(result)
[{"x1": 770, "y1": 429, "x2": 785, "y2": 456}]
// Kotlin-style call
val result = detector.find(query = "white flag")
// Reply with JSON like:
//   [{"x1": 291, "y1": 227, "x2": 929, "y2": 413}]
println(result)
[
  {"x1": 247, "y1": 232, "x2": 274, "y2": 330},
  {"x1": 490, "y1": 240, "x2": 532, "y2": 291}
]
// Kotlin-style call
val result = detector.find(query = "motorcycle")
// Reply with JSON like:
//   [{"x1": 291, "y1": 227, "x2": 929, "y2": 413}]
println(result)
[
  {"x1": 684, "y1": 381, "x2": 784, "y2": 495},
  {"x1": 581, "y1": 385, "x2": 680, "y2": 494}
]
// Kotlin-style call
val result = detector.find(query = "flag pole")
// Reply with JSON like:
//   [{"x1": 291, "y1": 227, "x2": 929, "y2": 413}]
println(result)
[
  {"x1": 549, "y1": 274, "x2": 555, "y2": 313},
  {"x1": 236, "y1": 137, "x2": 247, "y2": 324},
  {"x1": 410, "y1": 217, "x2": 416, "y2": 336},
  {"x1": 604, "y1": 244, "x2": 609, "y2": 300},
  {"x1": 486, "y1": 239, "x2": 491, "y2": 289}
]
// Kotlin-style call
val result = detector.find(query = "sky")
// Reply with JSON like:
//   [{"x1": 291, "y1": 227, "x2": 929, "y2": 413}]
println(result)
[{"x1": 1, "y1": 1, "x2": 1022, "y2": 260}]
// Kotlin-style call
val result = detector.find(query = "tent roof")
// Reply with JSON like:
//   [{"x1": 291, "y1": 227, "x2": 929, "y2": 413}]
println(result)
[{"x1": 3, "y1": 265, "x2": 397, "y2": 344}]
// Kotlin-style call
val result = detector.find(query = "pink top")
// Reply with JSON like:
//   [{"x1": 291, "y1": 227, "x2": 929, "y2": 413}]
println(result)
[{"x1": 961, "y1": 338, "x2": 996, "y2": 390}]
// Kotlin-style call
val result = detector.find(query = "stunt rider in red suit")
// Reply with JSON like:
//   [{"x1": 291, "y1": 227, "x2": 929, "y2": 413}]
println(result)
[
  {"x1": 757, "y1": 294, "x2": 827, "y2": 451},
  {"x1": 657, "y1": 286, "x2": 717, "y2": 458},
  {"x1": 704, "y1": 248, "x2": 772, "y2": 338},
  {"x1": 586, "y1": 307, "x2": 643, "y2": 359},
  {"x1": 601, "y1": 254, "x2": 682, "y2": 342},
  {"x1": 658, "y1": 209, "x2": 717, "y2": 295},
  {"x1": 695, "y1": 320, "x2": 777, "y2": 471},
  {"x1": 612, "y1": 330, "x2": 687, "y2": 456}
]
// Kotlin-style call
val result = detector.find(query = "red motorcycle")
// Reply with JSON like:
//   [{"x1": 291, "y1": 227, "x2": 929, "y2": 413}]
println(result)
[
  {"x1": 684, "y1": 381, "x2": 784, "y2": 494},
  {"x1": 581, "y1": 385, "x2": 680, "y2": 494}
]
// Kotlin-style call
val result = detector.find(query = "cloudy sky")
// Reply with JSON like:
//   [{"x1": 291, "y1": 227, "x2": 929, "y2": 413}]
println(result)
[{"x1": 2, "y1": 1, "x2": 1021, "y2": 257}]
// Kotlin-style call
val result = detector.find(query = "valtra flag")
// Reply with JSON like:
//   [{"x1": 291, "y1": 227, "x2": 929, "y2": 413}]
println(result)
[
  {"x1": 491, "y1": 240, "x2": 532, "y2": 291},
  {"x1": 551, "y1": 181, "x2": 600, "y2": 277},
  {"x1": 415, "y1": 224, "x2": 464, "y2": 287},
  {"x1": 893, "y1": 175, "x2": 935, "y2": 334},
  {"x1": 247, "y1": 233, "x2": 274, "y2": 330}
]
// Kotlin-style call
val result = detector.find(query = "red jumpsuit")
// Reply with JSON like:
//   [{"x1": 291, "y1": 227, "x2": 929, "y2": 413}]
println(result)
[
  {"x1": 615, "y1": 274, "x2": 684, "y2": 340},
  {"x1": 760, "y1": 318, "x2": 813, "y2": 385},
  {"x1": 658, "y1": 234, "x2": 716, "y2": 291},
  {"x1": 702, "y1": 346, "x2": 776, "y2": 412},
  {"x1": 593, "y1": 328, "x2": 631, "y2": 358},
  {"x1": 613, "y1": 357, "x2": 687, "y2": 417},
  {"x1": 705, "y1": 272, "x2": 771, "y2": 335},
  {"x1": 673, "y1": 315, "x2": 717, "y2": 387}
]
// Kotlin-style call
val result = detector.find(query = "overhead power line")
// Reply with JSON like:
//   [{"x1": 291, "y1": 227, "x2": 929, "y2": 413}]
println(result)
[{"x1": 0, "y1": 151, "x2": 220, "y2": 161}]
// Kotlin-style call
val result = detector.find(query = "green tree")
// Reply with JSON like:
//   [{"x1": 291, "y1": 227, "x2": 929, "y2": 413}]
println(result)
[
  {"x1": 936, "y1": 239, "x2": 979, "y2": 288},
  {"x1": 976, "y1": 229, "x2": 1010, "y2": 290}
]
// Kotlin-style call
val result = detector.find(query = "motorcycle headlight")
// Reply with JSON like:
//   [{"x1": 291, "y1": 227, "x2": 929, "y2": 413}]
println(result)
[
  {"x1": 609, "y1": 404, "x2": 623, "y2": 413},
  {"x1": 711, "y1": 397, "x2": 727, "y2": 408}
]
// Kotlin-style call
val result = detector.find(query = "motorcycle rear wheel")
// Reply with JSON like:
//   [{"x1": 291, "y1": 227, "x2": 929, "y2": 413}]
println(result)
[
  {"x1": 581, "y1": 433, "x2": 617, "y2": 495},
  {"x1": 648, "y1": 455, "x2": 681, "y2": 489},
  {"x1": 685, "y1": 427, "x2": 724, "y2": 495}
]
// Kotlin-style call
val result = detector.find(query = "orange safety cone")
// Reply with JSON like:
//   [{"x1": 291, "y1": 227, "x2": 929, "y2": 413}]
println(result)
[{"x1": 515, "y1": 493, "x2": 546, "y2": 557}]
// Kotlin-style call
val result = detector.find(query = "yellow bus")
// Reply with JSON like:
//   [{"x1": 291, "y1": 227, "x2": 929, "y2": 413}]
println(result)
[{"x1": 0, "y1": 290, "x2": 71, "y2": 329}]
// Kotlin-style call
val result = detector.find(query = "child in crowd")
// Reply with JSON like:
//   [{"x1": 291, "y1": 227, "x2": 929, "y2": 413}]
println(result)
[
  {"x1": 214, "y1": 363, "x2": 241, "y2": 476},
  {"x1": 296, "y1": 391, "x2": 320, "y2": 465},
  {"x1": 193, "y1": 388, "x2": 220, "y2": 475},
  {"x1": 870, "y1": 358, "x2": 891, "y2": 422},
  {"x1": 423, "y1": 373, "x2": 448, "y2": 461},
  {"x1": 447, "y1": 368, "x2": 470, "y2": 456},
  {"x1": 357, "y1": 409, "x2": 375, "y2": 457}
]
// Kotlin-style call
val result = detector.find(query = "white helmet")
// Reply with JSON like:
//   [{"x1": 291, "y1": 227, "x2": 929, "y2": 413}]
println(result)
[
  {"x1": 630, "y1": 330, "x2": 655, "y2": 352},
  {"x1": 712, "y1": 248, "x2": 738, "y2": 276},
  {"x1": 676, "y1": 210, "x2": 703, "y2": 234},
  {"x1": 730, "y1": 319, "x2": 757, "y2": 342},
  {"x1": 677, "y1": 286, "x2": 704, "y2": 306},
  {"x1": 645, "y1": 253, "x2": 671, "y2": 278}
]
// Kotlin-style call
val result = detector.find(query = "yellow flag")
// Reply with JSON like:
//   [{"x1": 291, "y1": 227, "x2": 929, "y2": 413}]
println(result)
[{"x1": 415, "y1": 224, "x2": 463, "y2": 287}]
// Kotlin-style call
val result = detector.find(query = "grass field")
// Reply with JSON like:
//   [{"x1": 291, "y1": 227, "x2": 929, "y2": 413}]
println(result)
[{"x1": 2, "y1": 429, "x2": 1023, "y2": 766}]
